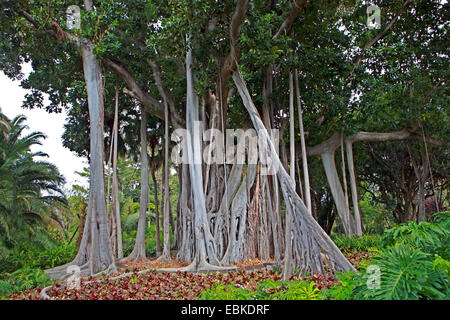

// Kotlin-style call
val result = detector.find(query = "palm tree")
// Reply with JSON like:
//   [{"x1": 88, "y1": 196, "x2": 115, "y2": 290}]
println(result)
[{"x1": 0, "y1": 112, "x2": 66, "y2": 245}]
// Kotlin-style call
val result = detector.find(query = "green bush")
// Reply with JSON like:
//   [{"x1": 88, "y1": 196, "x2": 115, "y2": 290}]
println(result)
[
  {"x1": 200, "y1": 283, "x2": 256, "y2": 300},
  {"x1": 200, "y1": 280, "x2": 322, "y2": 300},
  {"x1": 381, "y1": 221, "x2": 449, "y2": 259},
  {"x1": 359, "y1": 199, "x2": 397, "y2": 234},
  {"x1": 431, "y1": 211, "x2": 449, "y2": 228},
  {"x1": 320, "y1": 271, "x2": 360, "y2": 300},
  {"x1": 353, "y1": 244, "x2": 449, "y2": 300},
  {"x1": 0, "y1": 241, "x2": 77, "y2": 273},
  {"x1": 325, "y1": 219, "x2": 450, "y2": 300},
  {"x1": 332, "y1": 234, "x2": 383, "y2": 254},
  {"x1": 0, "y1": 267, "x2": 51, "y2": 297}
]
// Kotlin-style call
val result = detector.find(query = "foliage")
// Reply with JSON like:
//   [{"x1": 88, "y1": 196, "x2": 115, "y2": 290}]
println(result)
[
  {"x1": 353, "y1": 244, "x2": 449, "y2": 300},
  {"x1": 333, "y1": 234, "x2": 383, "y2": 254},
  {"x1": 199, "y1": 283, "x2": 255, "y2": 300},
  {"x1": 325, "y1": 217, "x2": 450, "y2": 300},
  {"x1": 432, "y1": 211, "x2": 450, "y2": 227},
  {"x1": 9, "y1": 269, "x2": 286, "y2": 300},
  {"x1": 381, "y1": 221, "x2": 449, "y2": 259},
  {"x1": 200, "y1": 280, "x2": 322, "y2": 300},
  {"x1": 0, "y1": 267, "x2": 51, "y2": 297},
  {"x1": 0, "y1": 111, "x2": 67, "y2": 247},
  {"x1": 0, "y1": 240, "x2": 77, "y2": 274},
  {"x1": 320, "y1": 271, "x2": 360, "y2": 300},
  {"x1": 359, "y1": 198, "x2": 397, "y2": 234}
]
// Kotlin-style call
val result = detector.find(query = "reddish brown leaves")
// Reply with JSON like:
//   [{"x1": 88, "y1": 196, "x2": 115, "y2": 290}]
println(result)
[{"x1": 8, "y1": 251, "x2": 372, "y2": 300}]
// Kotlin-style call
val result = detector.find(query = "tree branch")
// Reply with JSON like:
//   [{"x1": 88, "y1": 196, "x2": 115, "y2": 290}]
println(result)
[
  {"x1": 352, "y1": 0, "x2": 413, "y2": 71},
  {"x1": 146, "y1": 58, "x2": 184, "y2": 129},
  {"x1": 220, "y1": 0, "x2": 249, "y2": 84},
  {"x1": 272, "y1": 0, "x2": 308, "y2": 40},
  {"x1": 104, "y1": 58, "x2": 165, "y2": 121}
]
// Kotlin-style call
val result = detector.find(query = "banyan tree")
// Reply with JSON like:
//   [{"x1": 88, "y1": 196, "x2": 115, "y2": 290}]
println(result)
[{"x1": 1, "y1": 0, "x2": 446, "y2": 280}]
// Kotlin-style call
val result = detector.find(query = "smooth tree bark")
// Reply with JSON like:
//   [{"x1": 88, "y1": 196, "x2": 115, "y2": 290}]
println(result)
[
  {"x1": 126, "y1": 108, "x2": 149, "y2": 261},
  {"x1": 294, "y1": 69, "x2": 312, "y2": 214},
  {"x1": 411, "y1": 145, "x2": 429, "y2": 223},
  {"x1": 232, "y1": 71, "x2": 355, "y2": 279},
  {"x1": 289, "y1": 72, "x2": 296, "y2": 186},
  {"x1": 111, "y1": 78, "x2": 123, "y2": 259},
  {"x1": 45, "y1": 1, "x2": 116, "y2": 279},
  {"x1": 149, "y1": 134, "x2": 161, "y2": 256},
  {"x1": 340, "y1": 134, "x2": 352, "y2": 234},
  {"x1": 157, "y1": 99, "x2": 172, "y2": 262},
  {"x1": 345, "y1": 139, "x2": 363, "y2": 235},
  {"x1": 76, "y1": 203, "x2": 86, "y2": 248},
  {"x1": 46, "y1": 41, "x2": 114, "y2": 279},
  {"x1": 181, "y1": 36, "x2": 221, "y2": 270}
]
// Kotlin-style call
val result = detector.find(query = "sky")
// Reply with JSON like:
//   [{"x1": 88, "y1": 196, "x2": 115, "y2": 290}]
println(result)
[{"x1": 0, "y1": 64, "x2": 88, "y2": 191}]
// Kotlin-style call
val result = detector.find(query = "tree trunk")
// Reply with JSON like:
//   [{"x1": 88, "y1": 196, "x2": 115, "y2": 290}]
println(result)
[
  {"x1": 127, "y1": 108, "x2": 149, "y2": 261},
  {"x1": 232, "y1": 71, "x2": 355, "y2": 279},
  {"x1": 294, "y1": 69, "x2": 312, "y2": 214},
  {"x1": 76, "y1": 204, "x2": 86, "y2": 248},
  {"x1": 157, "y1": 99, "x2": 172, "y2": 262},
  {"x1": 184, "y1": 36, "x2": 221, "y2": 270},
  {"x1": 151, "y1": 147, "x2": 161, "y2": 256},
  {"x1": 345, "y1": 140, "x2": 363, "y2": 235},
  {"x1": 112, "y1": 78, "x2": 123, "y2": 259},
  {"x1": 46, "y1": 42, "x2": 115, "y2": 279},
  {"x1": 321, "y1": 151, "x2": 353, "y2": 235},
  {"x1": 288, "y1": 72, "x2": 295, "y2": 186}
]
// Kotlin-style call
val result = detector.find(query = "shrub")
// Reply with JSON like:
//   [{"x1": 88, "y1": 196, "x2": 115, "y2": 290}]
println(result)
[
  {"x1": 320, "y1": 271, "x2": 359, "y2": 300},
  {"x1": 0, "y1": 241, "x2": 77, "y2": 273},
  {"x1": 381, "y1": 221, "x2": 449, "y2": 259},
  {"x1": 0, "y1": 267, "x2": 51, "y2": 297},
  {"x1": 200, "y1": 283, "x2": 256, "y2": 300},
  {"x1": 326, "y1": 219, "x2": 450, "y2": 300},
  {"x1": 432, "y1": 211, "x2": 450, "y2": 227},
  {"x1": 332, "y1": 234, "x2": 383, "y2": 254},
  {"x1": 353, "y1": 244, "x2": 449, "y2": 300},
  {"x1": 200, "y1": 280, "x2": 322, "y2": 300},
  {"x1": 359, "y1": 199, "x2": 397, "y2": 234}
]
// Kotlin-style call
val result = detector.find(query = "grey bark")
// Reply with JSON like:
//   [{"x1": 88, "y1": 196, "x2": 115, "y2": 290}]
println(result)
[
  {"x1": 45, "y1": 41, "x2": 115, "y2": 279},
  {"x1": 184, "y1": 36, "x2": 221, "y2": 269},
  {"x1": 112, "y1": 78, "x2": 123, "y2": 259},
  {"x1": 294, "y1": 70, "x2": 312, "y2": 214},
  {"x1": 345, "y1": 140, "x2": 363, "y2": 235},
  {"x1": 321, "y1": 151, "x2": 353, "y2": 235},
  {"x1": 232, "y1": 71, "x2": 355, "y2": 279},
  {"x1": 158, "y1": 99, "x2": 172, "y2": 262},
  {"x1": 289, "y1": 72, "x2": 296, "y2": 186},
  {"x1": 127, "y1": 108, "x2": 149, "y2": 261}
]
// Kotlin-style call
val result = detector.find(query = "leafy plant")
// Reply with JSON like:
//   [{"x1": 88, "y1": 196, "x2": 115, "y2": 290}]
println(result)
[
  {"x1": 381, "y1": 221, "x2": 449, "y2": 259},
  {"x1": 200, "y1": 280, "x2": 322, "y2": 300},
  {"x1": 200, "y1": 283, "x2": 256, "y2": 300},
  {"x1": 353, "y1": 244, "x2": 449, "y2": 300},
  {"x1": 0, "y1": 241, "x2": 77, "y2": 273},
  {"x1": 333, "y1": 234, "x2": 383, "y2": 254},
  {"x1": 320, "y1": 271, "x2": 359, "y2": 300},
  {"x1": 0, "y1": 267, "x2": 51, "y2": 297}
]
